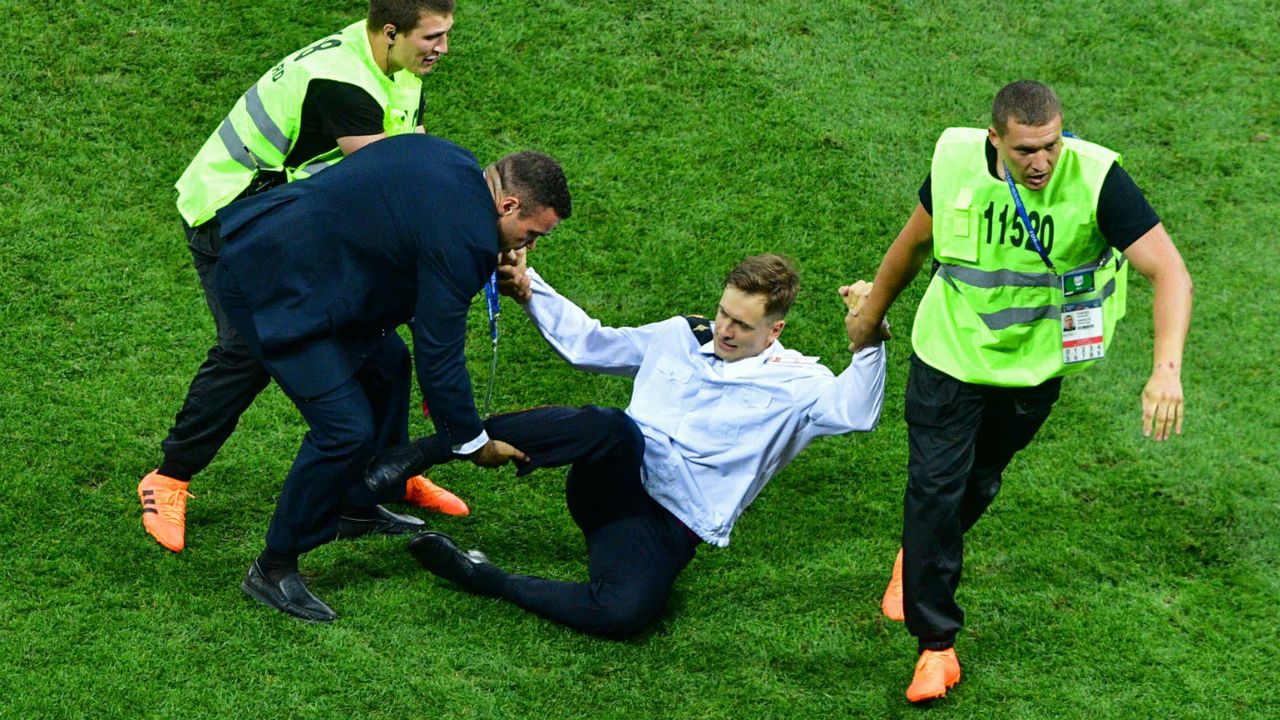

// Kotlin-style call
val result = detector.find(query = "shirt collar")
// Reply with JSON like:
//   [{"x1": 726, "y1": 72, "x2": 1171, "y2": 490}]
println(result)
[{"x1": 697, "y1": 337, "x2": 785, "y2": 372}]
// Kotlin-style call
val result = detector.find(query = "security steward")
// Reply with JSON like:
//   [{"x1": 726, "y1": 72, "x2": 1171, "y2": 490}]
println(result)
[
  {"x1": 139, "y1": 0, "x2": 468, "y2": 554},
  {"x1": 845, "y1": 80, "x2": 1193, "y2": 703}
]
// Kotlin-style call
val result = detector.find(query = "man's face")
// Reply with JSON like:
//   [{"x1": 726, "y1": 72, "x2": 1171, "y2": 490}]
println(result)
[
  {"x1": 989, "y1": 114, "x2": 1063, "y2": 191},
  {"x1": 390, "y1": 11, "x2": 452, "y2": 77},
  {"x1": 497, "y1": 202, "x2": 560, "y2": 252},
  {"x1": 713, "y1": 286, "x2": 784, "y2": 363}
]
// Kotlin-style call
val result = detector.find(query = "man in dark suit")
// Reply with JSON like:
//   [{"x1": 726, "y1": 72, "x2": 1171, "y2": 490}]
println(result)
[{"x1": 214, "y1": 133, "x2": 572, "y2": 621}]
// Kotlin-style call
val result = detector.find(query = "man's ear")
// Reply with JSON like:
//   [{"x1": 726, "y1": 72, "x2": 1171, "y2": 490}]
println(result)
[
  {"x1": 768, "y1": 319, "x2": 786, "y2": 343},
  {"x1": 498, "y1": 196, "x2": 520, "y2": 216}
]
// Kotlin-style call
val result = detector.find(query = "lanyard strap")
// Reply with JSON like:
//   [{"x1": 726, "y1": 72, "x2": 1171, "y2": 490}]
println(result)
[
  {"x1": 484, "y1": 271, "x2": 500, "y2": 342},
  {"x1": 482, "y1": 271, "x2": 500, "y2": 416},
  {"x1": 1002, "y1": 161, "x2": 1056, "y2": 274}
]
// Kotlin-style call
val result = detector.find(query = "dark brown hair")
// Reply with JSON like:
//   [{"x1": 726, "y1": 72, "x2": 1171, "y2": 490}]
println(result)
[
  {"x1": 991, "y1": 80, "x2": 1062, "y2": 135},
  {"x1": 724, "y1": 254, "x2": 799, "y2": 320},
  {"x1": 368, "y1": 0, "x2": 455, "y2": 34},
  {"x1": 493, "y1": 151, "x2": 573, "y2": 220}
]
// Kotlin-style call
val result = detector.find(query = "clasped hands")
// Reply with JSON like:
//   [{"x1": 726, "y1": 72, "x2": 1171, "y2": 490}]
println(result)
[
  {"x1": 497, "y1": 247, "x2": 533, "y2": 303},
  {"x1": 839, "y1": 280, "x2": 891, "y2": 352}
]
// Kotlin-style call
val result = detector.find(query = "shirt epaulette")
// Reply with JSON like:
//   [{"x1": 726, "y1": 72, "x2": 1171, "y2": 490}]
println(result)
[{"x1": 681, "y1": 315, "x2": 713, "y2": 346}]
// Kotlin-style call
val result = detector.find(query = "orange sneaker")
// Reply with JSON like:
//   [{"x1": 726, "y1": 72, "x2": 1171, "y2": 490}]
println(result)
[
  {"x1": 138, "y1": 470, "x2": 194, "y2": 552},
  {"x1": 403, "y1": 475, "x2": 470, "y2": 517},
  {"x1": 906, "y1": 648, "x2": 961, "y2": 703},
  {"x1": 881, "y1": 548, "x2": 905, "y2": 621}
]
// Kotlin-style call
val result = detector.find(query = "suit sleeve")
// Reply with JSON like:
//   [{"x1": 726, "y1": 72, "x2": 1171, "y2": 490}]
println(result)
[{"x1": 412, "y1": 239, "x2": 491, "y2": 454}]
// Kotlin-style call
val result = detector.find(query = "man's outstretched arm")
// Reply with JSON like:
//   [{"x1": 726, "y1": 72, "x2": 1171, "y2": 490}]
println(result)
[
  {"x1": 498, "y1": 250, "x2": 664, "y2": 377},
  {"x1": 801, "y1": 284, "x2": 889, "y2": 437},
  {"x1": 845, "y1": 203, "x2": 934, "y2": 351}
]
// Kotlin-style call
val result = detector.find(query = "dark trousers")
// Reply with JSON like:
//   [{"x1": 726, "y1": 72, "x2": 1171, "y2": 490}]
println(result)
[
  {"x1": 159, "y1": 219, "x2": 271, "y2": 480},
  {"x1": 480, "y1": 406, "x2": 700, "y2": 639},
  {"x1": 901, "y1": 354, "x2": 1061, "y2": 651},
  {"x1": 217, "y1": 264, "x2": 410, "y2": 556}
]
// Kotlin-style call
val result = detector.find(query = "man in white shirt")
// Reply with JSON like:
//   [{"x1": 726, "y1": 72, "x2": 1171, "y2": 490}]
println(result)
[{"x1": 374, "y1": 254, "x2": 887, "y2": 637}]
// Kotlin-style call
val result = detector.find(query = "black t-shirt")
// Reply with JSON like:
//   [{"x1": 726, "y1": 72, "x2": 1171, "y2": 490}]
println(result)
[
  {"x1": 243, "y1": 79, "x2": 426, "y2": 198},
  {"x1": 283, "y1": 79, "x2": 426, "y2": 167},
  {"x1": 918, "y1": 140, "x2": 1159, "y2": 251}
]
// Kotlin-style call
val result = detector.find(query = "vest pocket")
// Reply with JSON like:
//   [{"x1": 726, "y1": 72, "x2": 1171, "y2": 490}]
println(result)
[{"x1": 937, "y1": 187, "x2": 977, "y2": 262}]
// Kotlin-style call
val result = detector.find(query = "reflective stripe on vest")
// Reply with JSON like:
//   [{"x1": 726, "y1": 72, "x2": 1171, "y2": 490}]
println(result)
[
  {"x1": 937, "y1": 249, "x2": 1124, "y2": 330},
  {"x1": 299, "y1": 159, "x2": 334, "y2": 177},
  {"x1": 216, "y1": 117, "x2": 258, "y2": 171},
  {"x1": 244, "y1": 82, "x2": 291, "y2": 156},
  {"x1": 977, "y1": 277, "x2": 1117, "y2": 330}
]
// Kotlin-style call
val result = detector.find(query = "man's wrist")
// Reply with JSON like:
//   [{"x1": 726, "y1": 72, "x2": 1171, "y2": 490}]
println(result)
[
  {"x1": 848, "y1": 311, "x2": 883, "y2": 329},
  {"x1": 453, "y1": 430, "x2": 490, "y2": 455}
]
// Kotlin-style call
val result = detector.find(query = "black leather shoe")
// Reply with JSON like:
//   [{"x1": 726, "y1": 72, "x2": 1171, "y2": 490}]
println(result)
[
  {"x1": 408, "y1": 531, "x2": 493, "y2": 593},
  {"x1": 365, "y1": 435, "x2": 451, "y2": 494},
  {"x1": 336, "y1": 504, "x2": 425, "y2": 539},
  {"x1": 365, "y1": 442, "x2": 426, "y2": 494},
  {"x1": 241, "y1": 560, "x2": 336, "y2": 622}
]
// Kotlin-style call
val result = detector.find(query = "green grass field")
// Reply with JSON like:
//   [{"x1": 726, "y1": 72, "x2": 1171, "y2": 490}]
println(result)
[{"x1": 2, "y1": 0, "x2": 1277, "y2": 717}]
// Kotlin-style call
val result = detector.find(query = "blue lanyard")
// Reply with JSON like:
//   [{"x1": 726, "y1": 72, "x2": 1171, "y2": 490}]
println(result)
[
  {"x1": 481, "y1": 271, "x2": 500, "y2": 416},
  {"x1": 484, "y1": 271, "x2": 500, "y2": 342},
  {"x1": 1002, "y1": 161, "x2": 1056, "y2": 274}
]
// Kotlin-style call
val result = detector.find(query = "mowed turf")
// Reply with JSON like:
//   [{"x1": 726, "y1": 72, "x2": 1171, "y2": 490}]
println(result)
[{"x1": 1, "y1": 0, "x2": 1276, "y2": 717}]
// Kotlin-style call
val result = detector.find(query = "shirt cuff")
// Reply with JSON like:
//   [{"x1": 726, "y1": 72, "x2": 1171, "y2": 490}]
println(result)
[{"x1": 452, "y1": 429, "x2": 490, "y2": 456}]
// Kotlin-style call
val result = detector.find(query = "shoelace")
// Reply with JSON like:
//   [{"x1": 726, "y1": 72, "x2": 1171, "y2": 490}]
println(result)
[{"x1": 154, "y1": 487, "x2": 195, "y2": 524}]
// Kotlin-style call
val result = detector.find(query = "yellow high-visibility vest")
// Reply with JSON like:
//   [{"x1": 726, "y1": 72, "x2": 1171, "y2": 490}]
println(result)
[
  {"x1": 912, "y1": 127, "x2": 1129, "y2": 386},
  {"x1": 176, "y1": 20, "x2": 422, "y2": 226}
]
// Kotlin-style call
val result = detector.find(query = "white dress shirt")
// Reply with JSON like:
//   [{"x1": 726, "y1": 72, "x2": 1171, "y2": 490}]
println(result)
[{"x1": 523, "y1": 268, "x2": 887, "y2": 547}]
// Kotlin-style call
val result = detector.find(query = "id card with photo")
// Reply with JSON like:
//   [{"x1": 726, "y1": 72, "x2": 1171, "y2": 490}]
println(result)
[{"x1": 1062, "y1": 298, "x2": 1104, "y2": 364}]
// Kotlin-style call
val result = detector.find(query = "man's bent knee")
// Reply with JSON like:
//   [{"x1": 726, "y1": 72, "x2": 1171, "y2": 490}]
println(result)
[
  {"x1": 582, "y1": 406, "x2": 644, "y2": 466},
  {"x1": 578, "y1": 582, "x2": 668, "y2": 639},
  {"x1": 581, "y1": 601, "x2": 661, "y2": 639}
]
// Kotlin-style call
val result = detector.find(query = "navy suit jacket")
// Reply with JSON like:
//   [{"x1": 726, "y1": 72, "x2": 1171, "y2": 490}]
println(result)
[{"x1": 215, "y1": 134, "x2": 495, "y2": 449}]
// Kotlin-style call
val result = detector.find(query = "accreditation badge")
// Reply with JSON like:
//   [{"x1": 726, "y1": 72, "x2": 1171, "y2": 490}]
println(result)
[{"x1": 1061, "y1": 269, "x2": 1103, "y2": 364}]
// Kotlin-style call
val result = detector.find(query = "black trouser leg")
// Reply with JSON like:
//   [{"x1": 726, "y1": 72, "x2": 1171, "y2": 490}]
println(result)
[
  {"x1": 264, "y1": 338, "x2": 413, "y2": 554},
  {"x1": 902, "y1": 356, "x2": 985, "y2": 650},
  {"x1": 339, "y1": 334, "x2": 413, "y2": 508},
  {"x1": 505, "y1": 510, "x2": 697, "y2": 638},
  {"x1": 264, "y1": 378, "x2": 377, "y2": 556},
  {"x1": 475, "y1": 405, "x2": 699, "y2": 638},
  {"x1": 902, "y1": 355, "x2": 1060, "y2": 651},
  {"x1": 481, "y1": 405, "x2": 648, "y2": 478},
  {"x1": 959, "y1": 379, "x2": 1061, "y2": 532},
  {"x1": 366, "y1": 403, "x2": 649, "y2": 493},
  {"x1": 216, "y1": 263, "x2": 391, "y2": 556},
  {"x1": 160, "y1": 220, "x2": 270, "y2": 480}
]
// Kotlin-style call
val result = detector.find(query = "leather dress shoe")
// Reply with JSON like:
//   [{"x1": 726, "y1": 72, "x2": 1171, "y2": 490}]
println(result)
[
  {"x1": 365, "y1": 435, "x2": 449, "y2": 494},
  {"x1": 408, "y1": 531, "x2": 493, "y2": 593},
  {"x1": 336, "y1": 504, "x2": 425, "y2": 539},
  {"x1": 365, "y1": 442, "x2": 427, "y2": 494},
  {"x1": 241, "y1": 560, "x2": 336, "y2": 623}
]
